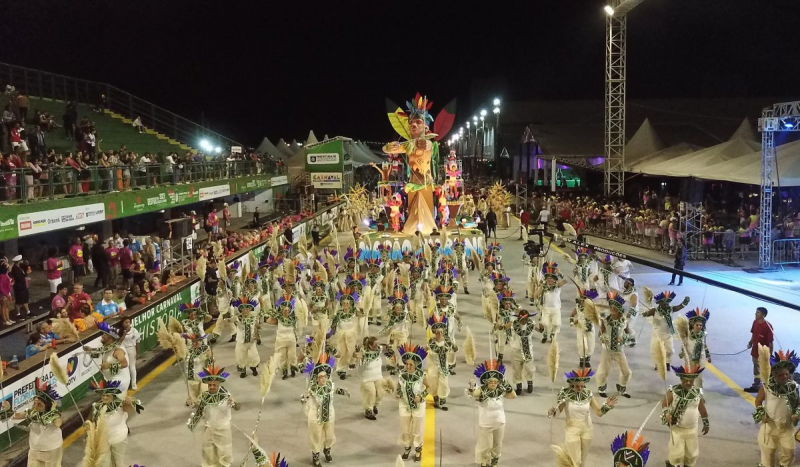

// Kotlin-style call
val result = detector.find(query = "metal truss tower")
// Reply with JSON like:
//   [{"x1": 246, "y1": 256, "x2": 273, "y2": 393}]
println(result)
[
  {"x1": 758, "y1": 100, "x2": 800, "y2": 269},
  {"x1": 604, "y1": 0, "x2": 645, "y2": 197}
]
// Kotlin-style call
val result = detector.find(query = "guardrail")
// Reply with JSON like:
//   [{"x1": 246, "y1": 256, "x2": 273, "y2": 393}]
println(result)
[
  {"x1": 1, "y1": 160, "x2": 281, "y2": 204},
  {"x1": 0, "y1": 61, "x2": 240, "y2": 149},
  {"x1": 772, "y1": 238, "x2": 800, "y2": 268}
]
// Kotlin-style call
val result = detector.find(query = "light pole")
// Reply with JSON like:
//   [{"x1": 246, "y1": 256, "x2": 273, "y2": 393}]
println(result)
[{"x1": 493, "y1": 100, "x2": 501, "y2": 168}]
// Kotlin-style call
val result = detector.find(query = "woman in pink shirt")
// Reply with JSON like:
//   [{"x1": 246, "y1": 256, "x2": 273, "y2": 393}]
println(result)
[
  {"x1": 68, "y1": 238, "x2": 85, "y2": 278},
  {"x1": 0, "y1": 262, "x2": 13, "y2": 325},
  {"x1": 45, "y1": 247, "x2": 62, "y2": 297}
]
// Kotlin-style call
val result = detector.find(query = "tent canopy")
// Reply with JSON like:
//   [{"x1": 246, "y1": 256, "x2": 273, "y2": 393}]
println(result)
[{"x1": 631, "y1": 138, "x2": 760, "y2": 178}]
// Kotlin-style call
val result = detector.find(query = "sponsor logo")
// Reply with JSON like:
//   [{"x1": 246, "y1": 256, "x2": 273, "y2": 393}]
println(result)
[
  {"x1": 307, "y1": 153, "x2": 339, "y2": 165},
  {"x1": 67, "y1": 356, "x2": 78, "y2": 377}
]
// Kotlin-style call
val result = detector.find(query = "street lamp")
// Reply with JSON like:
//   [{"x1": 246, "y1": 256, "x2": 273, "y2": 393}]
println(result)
[
  {"x1": 480, "y1": 109, "x2": 487, "y2": 117},
  {"x1": 493, "y1": 98, "x2": 501, "y2": 106},
  {"x1": 493, "y1": 107, "x2": 500, "y2": 115}
]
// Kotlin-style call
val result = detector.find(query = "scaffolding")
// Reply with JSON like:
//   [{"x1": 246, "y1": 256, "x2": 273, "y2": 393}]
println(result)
[
  {"x1": 679, "y1": 202, "x2": 704, "y2": 260},
  {"x1": 604, "y1": 11, "x2": 627, "y2": 197}
]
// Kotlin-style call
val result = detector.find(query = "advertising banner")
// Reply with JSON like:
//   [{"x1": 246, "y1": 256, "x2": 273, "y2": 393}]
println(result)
[
  {"x1": 311, "y1": 172, "x2": 343, "y2": 189},
  {"x1": 270, "y1": 175, "x2": 288, "y2": 186},
  {"x1": 199, "y1": 184, "x2": 232, "y2": 201},
  {"x1": 132, "y1": 287, "x2": 194, "y2": 355},
  {"x1": 307, "y1": 153, "x2": 340, "y2": 165},
  {"x1": 18, "y1": 203, "x2": 105, "y2": 237}
]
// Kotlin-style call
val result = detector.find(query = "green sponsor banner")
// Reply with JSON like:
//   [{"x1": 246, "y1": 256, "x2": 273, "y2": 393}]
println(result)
[
  {"x1": 132, "y1": 286, "x2": 195, "y2": 355},
  {"x1": 0, "y1": 175, "x2": 284, "y2": 242},
  {"x1": 305, "y1": 139, "x2": 346, "y2": 173}
]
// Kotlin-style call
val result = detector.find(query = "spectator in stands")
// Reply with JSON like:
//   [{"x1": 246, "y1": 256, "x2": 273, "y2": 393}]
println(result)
[
  {"x1": 142, "y1": 238, "x2": 156, "y2": 272},
  {"x1": 0, "y1": 261, "x2": 12, "y2": 325},
  {"x1": 95, "y1": 288, "x2": 121, "y2": 319},
  {"x1": 120, "y1": 239, "x2": 133, "y2": 290},
  {"x1": 78, "y1": 152, "x2": 92, "y2": 193},
  {"x1": 25, "y1": 156, "x2": 42, "y2": 200},
  {"x1": 113, "y1": 287, "x2": 128, "y2": 314},
  {"x1": 25, "y1": 333, "x2": 48, "y2": 359},
  {"x1": 311, "y1": 222, "x2": 321, "y2": 246},
  {"x1": 165, "y1": 152, "x2": 178, "y2": 184},
  {"x1": 253, "y1": 207, "x2": 260, "y2": 227},
  {"x1": 669, "y1": 238, "x2": 687, "y2": 286},
  {"x1": 132, "y1": 116, "x2": 144, "y2": 133},
  {"x1": 68, "y1": 283, "x2": 92, "y2": 321},
  {"x1": 29, "y1": 125, "x2": 46, "y2": 160},
  {"x1": 16, "y1": 91, "x2": 29, "y2": 122},
  {"x1": 283, "y1": 221, "x2": 294, "y2": 246},
  {"x1": 75, "y1": 303, "x2": 102, "y2": 331},
  {"x1": 10, "y1": 255, "x2": 31, "y2": 320},
  {"x1": 92, "y1": 239, "x2": 111, "y2": 288},
  {"x1": 44, "y1": 248, "x2": 63, "y2": 298},
  {"x1": 723, "y1": 226, "x2": 736, "y2": 265},
  {"x1": 37, "y1": 321, "x2": 69, "y2": 346},
  {"x1": 136, "y1": 152, "x2": 150, "y2": 188},
  {"x1": 63, "y1": 101, "x2": 77, "y2": 140},
  {"x1": 207, "y1": 210, "x2": 219, "y2": 239},
  {"x1": 222, "y1": 203, "x2": 231, "y2": 232},
  {"x1": 106, "y1": 239, "x2": 120, "y2": 287},
  {"x1": 120, "y1": 152, "x2": 133, "y2": 190},
  {"x1": 51, "y1": 283, "x2": 69, "y2": 316},
  {"x1": 132, "y1": 253, "x2": 146, "y2": 284},
  {"x1": 2, "y1": 104, "x2": 15, "y2": 146},
  {"x1": 69, "y1": 237, "x2": 85, "y2": 278},
  {"x1": 128, "y1": 234, "x2": 142, "y2": 255}
]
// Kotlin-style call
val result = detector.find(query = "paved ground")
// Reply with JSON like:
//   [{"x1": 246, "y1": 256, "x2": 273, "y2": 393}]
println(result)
[{"x1": 59, "y1": 219, "x2": 800, "y2": 466}]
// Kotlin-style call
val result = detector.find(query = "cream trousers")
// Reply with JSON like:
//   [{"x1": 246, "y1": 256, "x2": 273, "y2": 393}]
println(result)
[
  {"x1": 202, "y1": 424, "x2": 232, "y2": 467},
  {"x1": 274, "y1": 335, "x2": 297, "y2": 370},
  {"x1": 27, "y1": 447, "x2": 63, "y2": 467},
  {"x1": 475, "y1": 424, "x2": 505, "y2": 464},
  {"x1": 595, "y1": 349, "x2": 631, "y2": 388},
  {"x1": 427, "y1": 367, "x2": 450, "y2": 398},
  {"x1": 398, "y1": 414, "x2": 425, "y2": 448},
  {"x1": 336, "y1": 329, "x2": 356, "y2": 372},
  {"x1": 307, "y1": 420, "x2": 336, "y2": 452},
  {"x1": 98, "y1": 438, "x2": 127, "y2": 467},
  {"x1": 235, "y1": 341, "x2": 260, "y2": 368},
  {"x1": 564, "y1": 419, "x2": 593, "y2": 467},
  {"x1": 576, "y1": 327, "x2": 596, "y2": 359},
  {"x1": 758, "y1": 422, "x2": 795, "y2": 467},
  {"x1": 668, "y1": 426, "x2": 699, "y2": 467},
  {"x1": 541, "y1": 307, "x2": 562, "y2": 338},
  {"x1": 360, "y1": 381, "x2": 384, "y2": 410},
  {"x1": 510, "y1": 347, "x2": 535, "y2": 384}
]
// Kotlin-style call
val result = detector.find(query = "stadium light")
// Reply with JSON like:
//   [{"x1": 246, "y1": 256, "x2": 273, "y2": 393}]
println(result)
[
  {"x1": 480, "y1": 109, "x2": 487, "y2": 117},
  {"x1": 466, "y1": 122, "x2": 471, "y2": 129},
  {"x1": 480, "y1": 116, "x2": 485, "y2": 122},
  {"x1": 493, "y1": 98, "x2": 501, "y2": 106},
  {"x1": 199, "y1": 139, "x2": 213, "y2": 152},
  {"x1": 459, "y1": 127, "x2": 464, "y2": 134},
  {"x1": 493, "y1": 107, "x2": 500, "y2": 115},
  {"x1": 604, "y1": 5, "x2": 615, "y2": 15},
  {"x1": 214, "y1": 146, "x2": 222, "y2": 154},
  {"x1": 472, "y1": 116, "x2": 478, "y2": 122}
]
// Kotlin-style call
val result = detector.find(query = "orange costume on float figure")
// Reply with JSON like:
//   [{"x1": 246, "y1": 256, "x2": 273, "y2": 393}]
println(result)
[{"x1": 383, "y1": 94, "x2": 455, "y2": 234}]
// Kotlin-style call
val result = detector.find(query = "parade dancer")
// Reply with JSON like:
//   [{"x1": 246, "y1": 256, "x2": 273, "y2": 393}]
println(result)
[
  {"x1": 610, "y1": 431, "x2": 651, "y2": 467},
  {"x1": 569, "y1": 288, "x2": 600, "y2": 369},
  {"x1": 89, "y1": 379, "x2": 143, "y2": 467},
  {"x1": 331, "y1": 287, "x2": 359, "y2": 380},
  {"x1": 661, "y1": 365, "x2": 709, "y2": 467},
  {"x1": 184, "y1": 333, "x2": 212, "y2": 406},
  {"x1": 537, "y1": 262, "x2": 566, "y2": 344},
  {"x1": 358, "y1": 336, "x2": 385, "y2": 420},
  {"x1": 427, "y1": 315, "x2": 457, "y2": 411},
  {"x1": 432, "y1": 285, "x2": 462, "y2": 373},
  {"x1": 188, "y1": 366, "x2": 240, "y2": 467},
  {"x1": 573, "y1": 248, "x2": 597, "y2": 291},
  {"x1": 592, "y1": 255, "x2": 617, "y2": 296},
  {"x1": 407, "y1": 259, "x2": 426, "y2": 325},
  {"x1": 495, "y1": 291, "x2": 518, "y2": 366},
  {"x1": 453, "y1": 238, "x2": 470, "y2": 294},
  {"x1": 345, "y1": 272, "x2": 368, "y2": 340},
  {"x1": 366, "y1": 258, "x2": 384, "y2": 326},
  {"x1": 1, "y1": 379, "x2": 63, "y2": 467},
  {"x1": 85, "y1": 323, "x2": 130, "y2": 398},
  {"x1": 508, "y1": 309, "x2": 537, "y2": 395},
  {"x1": 302, "y1": 353, "x2": 351, "y2": 467},
  {"x1": 467, "y1": 359, "x2": 516, "y2": 467},
  {"x1": 642, "y1": 291, "x2": 691, "y2": 372},
  {"x1": 180, "y1": 300, "x2": 208, "y2": 340},
  {"x1": 596, "y1": 293, "x2": 633, "y2": 398},
  {"x1": 377, "y1": 244, "x2": 393, "y2": 297},
  {"x1": 524, "y1": 254, "x2": 542, "y2": 305},
  {"x1": 343, "y1": 247, "x2": 359, "y2": 277},
  {"x1": 620, "y1": 278, "x2": 639, "y2": 319},
  {"x1": 308, "y1": 275, "x2": 331, "y2": 337},
  {"x1": 209, "y1": 282, "x2": 236, "y2": 345},
  {"x1": 231, "y1": 297, "x2": 261, "y2": 378},
  {"x1": 258, "y1": 259, "x2": 275, "y2": 313},
  {"x1": 678, "y1": 308, "x2": 711, "y2": 388},
  {"x1": 753, "y1": 349, "x2": 800, "y2": 467},
  {"x1": 396, "y1": 343, "x2": 429, "y2": 463},
  {"x1": 381, "y1": 288, "x2": 411, "y2": 375},
  {"x1": 548, "y1": 368, "x2": 616, "y2": 466},
  {"x1": 267, "y1": 293, "x2": 298, "y2": 380}
]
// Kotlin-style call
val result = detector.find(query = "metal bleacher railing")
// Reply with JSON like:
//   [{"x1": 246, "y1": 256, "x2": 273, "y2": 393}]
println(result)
[{"x1": 0, "y1": 61, "x2": 240, "y2": 149}]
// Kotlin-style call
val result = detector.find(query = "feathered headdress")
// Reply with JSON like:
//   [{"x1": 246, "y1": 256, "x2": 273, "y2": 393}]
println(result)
[
  {"x1": 517, "y1": 309, "x2": 537, "y2": 320},
  {"x1": 275, "y1": 293, "x2": 296, "y2": 311},
  {"x1": 343, "y1": 247, "x2": 358, "y2": 263},
  {"x1": 474, "y1": 359, "x2": 506, "y2": 385},
  {"x1": 366, "y1": 257, "x2": 382, "y2": 269},
  {"x1": 433, "y1": 285, "x2": 454, "y2": 300},
  {"x1": 244, "y1": 271, "x2": 259, "y2": 286},
  {"x1": 97, "y1": 322, "x2": 119, "y2": 340},
  {"x1": 686, "y1": 308, "x2": 710, "y2": 325},
  {"x1": 90, "y1": 379, "x2": 123, "y2": 395},
  {"x1": 336, "y1": 287, "x2": 359, "y2": 305},
  {"x1": 389, "y1": 289, "x2": 408, "y2": 306},
  {"x1": 309, "y1": 274, "x2": 327, "y2": 291},
  {"x1": 179, "y1": 299, "x2": 203, "y2": 315},
  {"x1": 387, "y1": 93, "x2": 455, "y2": 142},
  {"x1": 576, "y1": 288, "x2": 599, "y2": 301},
  {"x1": 611, "y1": 431, "x2": 650, "y2": 467},
  {"x1": 452, "y1": 238, "x2": 465, "y2": 250},
  {"x1": 487, "y1": 241, "x2": 502, "y2": 252},
  {"x1": 671, "y1": 365, "x2": 705, "y2": 380},
  {"x1": 564, "y1": 368, "x2": 595, "y2": 384},
  {"x1": 304, "y1": 352, "x2": 336, "y2": 378},
  {"x1": 427, "y1": 314, "x2": 448, "y2": 331},
  {"x1": 542, "y1": 261, "x2": 560, "y2": 279},
  {"x1": 575, "y1": 247, "x2": 593, "y2": 259},
  {"x1": 398, "y1": 343, "x2": 427, "y2": 366},
  {"x1": 197, "y1": 366, "x2": 231, "y2": 383},
  {"x1": 231, "y1": 297, "x2": 258, "y2": 313},
  {"x1": 598, "y1": 254, "x2": 613, "y2": 265},
  {"x1": 346, "y1": 273, "x2": 367, "y2": 291},
  {"x1": 607, "y1": 291, "x2": 626, "y2": 310},
  {"x1": 35, "y1": 378, "x2": 61, "y2": 402},
  {"x1": 490, "y1": 272, "x2": 510, "y2": 286},
  {"x1": 653, "y1": 290, "x2": 677, "y2": 303},
  {"x1": 770, "y1": 349, "x2": 800, "y2": 374},
  {"x1": 497, "y1": 290, "x2": 516, "y2": 305}
]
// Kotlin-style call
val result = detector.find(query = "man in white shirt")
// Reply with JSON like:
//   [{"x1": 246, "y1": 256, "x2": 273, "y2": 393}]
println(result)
[
  {"x1": 537, "y1": 207, "x2": 551, "y2": 232},
  {"x1": 188, "y1": 367, "x2": 240, "y2": 467}
]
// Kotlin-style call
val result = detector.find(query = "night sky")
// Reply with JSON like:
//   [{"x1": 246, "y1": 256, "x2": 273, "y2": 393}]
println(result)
[{"x1": 2, "y1": 0, "x2": 798, "y2": 146}]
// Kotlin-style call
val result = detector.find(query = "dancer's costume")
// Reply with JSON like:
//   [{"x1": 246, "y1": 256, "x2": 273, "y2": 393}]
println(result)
[
  {"x1": 365, "y1": 258, "x2": 384, "y2": 326},
  {"x1": 570, "y1": 288, "x2": 600, "y2": 369},
  {"x1": 87, "y1": 323, "x2": 131, "y2": 398},
  {"x1": 345, "y1": 273, "x2": 368, "y2": 341},
  {"x1": 593, "y1": 255, "x2": 617, "y2": 296},
  {"x1": 90, "y1": 379, "x2": 143, "y2": 467},
  {"x1": 396, "y1": 344, "x2": 429, "y2": 462},
  {"x1": 378, "y1": 245, "x2": 393, "y2": 297},
  {"x1": 549, "y1": 369, "x2": 614, "y2": 466},
  {"x1": 620, "y1": 278, "x2": 639, "y2": 319},
  {"x1": 752, "y1": 349, "x2": 800, "y2": 467},
  {"x1": 2, "y1": 380, "x2": 63, "y2": 467},
  {"x1": 509, "y1": 309, "x2": 537, "y2": 394},
  {"x1": 661, "y1": 365, "x2": 709, "y2": 467},
  {"x1": 678, "y1": 308, "x2": 711, "y2": 388},
  {"x1": 269, "y1": 293, "x2": 298, "y2": 379},
  {"x1": 596, "y1": 293, "x2": 633, "y2": 398},
  {"x1": 210, "y1": 282, "x2": 235, "y2": 343},
  {"x1": 231, "y1": 297, "x2": 261, "y2": 378},
  {"x1": 188, "y1": 367, "x2": 240, "y2": 467},
  {"x1": 342, "y1": 247, "x2": 358, "y2": 278},
  {"x1": 381, "y1": 289, "x2": 410, "y2": 374},
  {"x1": 644, "y1": 291, "x2": 691, "y2": 372},
  {"x1": 258, "y1": 259, "x2": 275, "y2": 313},
  {"x1": 302, "y1": 354, "x2": 350, "y2": 467},
  {"x1": 495, "y1": 291, "x2": 517, "y2": 364},
  {"x1": 308, "y1": 275, "x2": 330, "y2": 336},
  {"x1": 573, "y1": 248, "x2": 597, "y2": 291},
  {"x1": 184, "y1": 333, "x2": 212, "y2": 405},
  {"x1": 432, "y1": 285, "x2": 461, "y2": 369},
  {"x1": 538, "y1": 262, "x2": 565, "y2": 343},
  {"x1": 427, "y1": 315, "x2": 457, "y2": 410},
  {"x1": 452, "y1": 238, "x2": 470, "y2": 294},
  {"x1": 358, "y1": 342, "x2": 385, "y2": 420},
  {"x1": 331, "y1": 287, "x2": 359, "y2": 379},
  {"x1": 407, "y1": 259, "x2": 426, "y2": 324},
  {"x1": 610, "y1": 431, "x2": 651, "y2": 467},
  {"x1": 480, "y1": 268, "x2": 504, "y2": 323},
  {"x1": 180, "y1": 299, "x2": 208, "y2": 341},
  {"x1": 467, "y1": 360, "x2": 516, "y2": 467}
]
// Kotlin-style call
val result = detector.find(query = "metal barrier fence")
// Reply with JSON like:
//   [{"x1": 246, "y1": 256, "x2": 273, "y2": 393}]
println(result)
[
  {"x1": 0, "y1": 62, "x2": 240, "y2": 149},
  {"x1": 772, "y1": 238, "x2": 800, "y2": 267},
  {"x1": 0, "y1": 160, "x2": 274, "y2": 203}
]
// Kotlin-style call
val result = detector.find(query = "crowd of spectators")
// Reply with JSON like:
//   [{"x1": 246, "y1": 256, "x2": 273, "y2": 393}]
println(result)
[{"x1": 0, "y1": 89, "x2": 285, "y2": 204}]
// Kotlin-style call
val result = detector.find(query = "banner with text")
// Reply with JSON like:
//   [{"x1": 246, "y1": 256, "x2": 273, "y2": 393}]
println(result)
[
  {"x1": 199, "y1": 184, "x2": 232, "y2": 201},
  {"x1": 18, "y1": 203, "x2": 105, "y2": 237},
  {"x1": 311, "y1": 172, "x2": 343, "y2": 189}
]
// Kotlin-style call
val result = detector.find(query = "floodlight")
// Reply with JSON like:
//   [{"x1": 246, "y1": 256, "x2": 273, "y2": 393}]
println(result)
[
  {"x1": 493, "y1": 98, "x2": 501, "y2": 106},
  {"x1": 466, "y1": 122, "x2": 471, "y2": 129},
  {"x1": 215, "y1": 146, "x2": 222, "y2": 154},
  {"x1": 493, "y1": 107, "x2": 500, "y2": 114},
  {"x1": 604, "y1": 5, "x2": 615, "y2": 15},
  {"x1": 459, "y1": 127, "x2": 464, "y2": 134},
  {"x1": 480, "y1": 109, "x2": 487, "y2": 117},
  {"x1": 200, "y1": 139, "x2": 213, "y2": 152},
  {"x1": 473, "y1": 116, "x2": 478, "y2": 121},
  {"x1": 480, "y1": 116, "x2": 485, "y2": 122}
]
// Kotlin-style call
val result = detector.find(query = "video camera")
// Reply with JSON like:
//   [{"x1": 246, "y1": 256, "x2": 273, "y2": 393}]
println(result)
[{"x1": 524, "y1": 228, "x2": 546, "y2": 258}]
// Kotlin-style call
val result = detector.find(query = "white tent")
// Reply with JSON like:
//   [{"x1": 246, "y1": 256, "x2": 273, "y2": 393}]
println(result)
[
  {"x1": 625, "y1": 119, "x2": 665, "y2": 168},
  {"x1": 276, "y1": 138, "x2": 296, "y2": 158},
  {"x1": 728, "y1": 117, "x2": 758, "y2": 142},
  {"x1": 628, "y1": 142, "x2": 699, "y2": 173},
  {"x1": 698, "y1": 140, "x2": 800, "y2": 186},
  {"x1": 256, "y1": 137, "x2": 282, "y2": 158},
  {"x1": 306, "y1": 130, "x2": 319, "y2": 146},
  {"x1": 634, "y1": 138, "x2": 760, "y2": 178}
]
